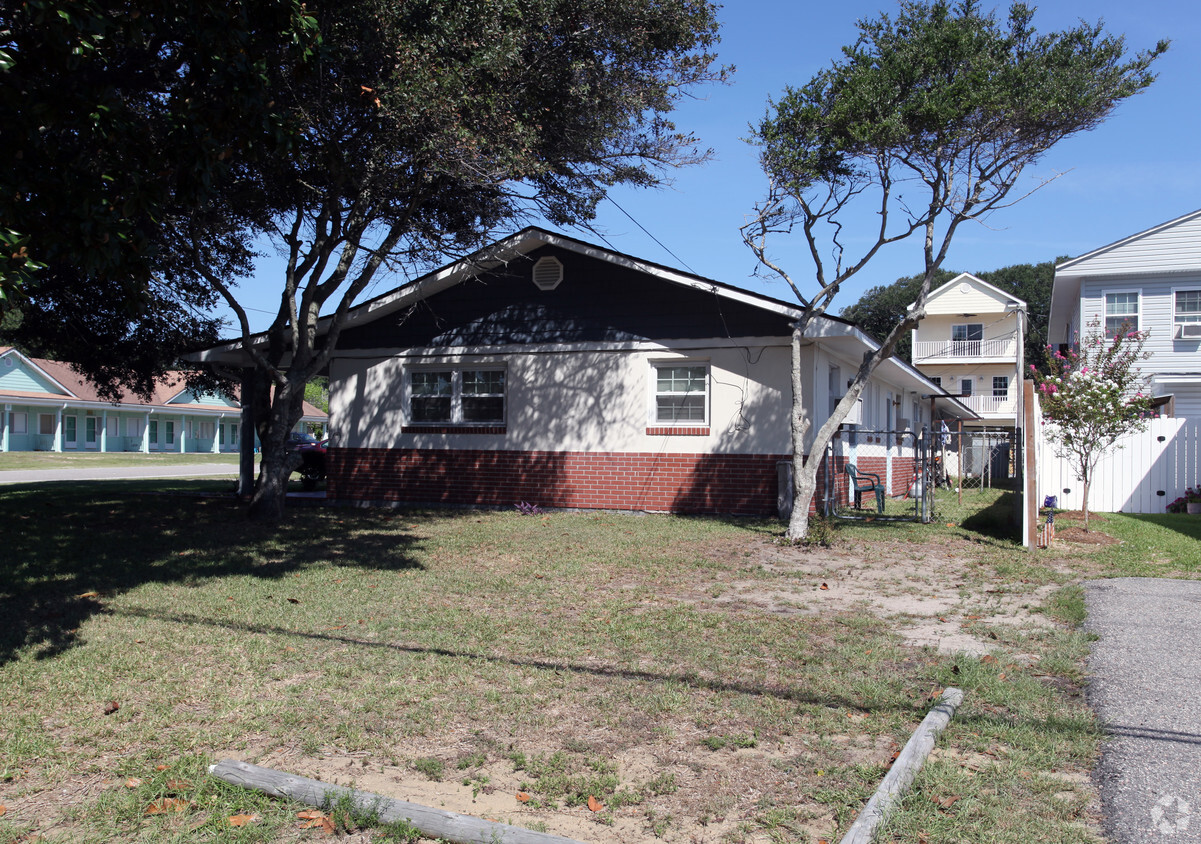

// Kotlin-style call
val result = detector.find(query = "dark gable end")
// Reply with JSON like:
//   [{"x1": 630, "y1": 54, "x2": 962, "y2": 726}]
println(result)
[{"x1": 337, "y1": 245, "x2": 792, "y2": 349}]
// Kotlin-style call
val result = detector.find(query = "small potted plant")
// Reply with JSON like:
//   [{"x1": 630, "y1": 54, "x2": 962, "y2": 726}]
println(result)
[{"x1": 1166, "y1": 487, "x2": 1201, "y2": 515}]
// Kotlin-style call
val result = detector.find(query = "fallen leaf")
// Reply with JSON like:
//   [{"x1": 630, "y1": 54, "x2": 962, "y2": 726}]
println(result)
[
  {"x1": 298, "y1": 810, "x2": 326, "y2": 819},
  {"x1": 77, "y1": 591, "x2": 99, "y2": 598},
  {"x1": 287, "y1": 597, "x2": 300, "y2": 604},
  {"x1": 819, "y1": 583, "x2": 829, "y2": 590},
  {"x1": 326, "y1": 625, "x2": 347, "y2": 630},
  {"x1": 125, "y1": 778, "x2": 143, "y2": 788},
  {"x1": 145, "y1": 797, "x2": 190, "y2": 814},
  {"x1": 0, "y1": 805, "x2": 5, "y2": 817},
  {"x1": 998, "y1": 672, "x2": 1006, "y2": 680},
  {"x1": 928, "y1": 686, "x2": 945, "y2": 700},
  {"x1": 284, "y1": 646, "x2": 297, "y2": 652},
  {"x1": 981, "y1": 655, "x2": 998, "y2": 665},
  {"x1": 946, "y1": 522, "x2": 956, "y2": 527},
  {"x1": 931, "y1": 794, "x2": 961, "y2": 812},
  {"x1": 516, "y1": 791, "x2": 531, "y2": 803},
  {"x1": 587, "y1": 795, "x2": 603, "y2": 812},
  {"x1": 228, "y1": 813, "x2": 259, "y2": 826},
  {"x1": 165, "y1": 779, "x2": 191, "y2": 791},
  {"x1": 156, "y1": 764, "x2": 169, "y2": 771},
  {"x1": 103, "y1": 701, "x2": 120, "y2": 715}
]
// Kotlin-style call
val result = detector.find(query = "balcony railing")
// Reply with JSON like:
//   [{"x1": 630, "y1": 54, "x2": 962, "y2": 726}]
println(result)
[
  {"x1": 955, "y1": 394, "x2": 1017, "y2": 417},
  {"x1": 913, "y1": 336, "x2": 1018, "y2": 360}
]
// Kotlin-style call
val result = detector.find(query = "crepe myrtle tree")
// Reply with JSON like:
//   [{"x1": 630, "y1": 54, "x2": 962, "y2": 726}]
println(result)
[
  {"x1": 1036, "y1": 319, "x2": 1156, "y2": 532},
  {"x1": 184, "y1": 0, "x2": 726, "y2": 521},
  {"x1": 741, "y1": 0, "x2": 1165, "y2": 541}
]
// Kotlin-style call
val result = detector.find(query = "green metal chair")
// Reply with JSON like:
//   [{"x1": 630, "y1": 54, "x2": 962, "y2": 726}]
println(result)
[{"x1": 844, "y1": 463, "x2": 885, "y2": 513}]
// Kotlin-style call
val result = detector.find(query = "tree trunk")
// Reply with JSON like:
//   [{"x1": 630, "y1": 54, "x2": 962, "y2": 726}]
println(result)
[
  {"x1": 1081, "y1": 474, "x2": 1091, "y2": 532},
  {"x1": 786, "y1": 327, "x2": 812, "y2": 540},
  {"x1": 247, "y1": 372, "x2": 305, "y2": 522}
]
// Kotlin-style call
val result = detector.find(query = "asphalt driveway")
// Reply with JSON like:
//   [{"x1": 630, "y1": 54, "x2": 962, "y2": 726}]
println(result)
[{"x1": 1087, "y1": 577, "x2": 1201, "y2": 842}]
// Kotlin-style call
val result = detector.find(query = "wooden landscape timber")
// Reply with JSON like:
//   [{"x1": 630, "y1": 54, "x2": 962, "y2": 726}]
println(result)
[{"x1": 209, "y1": 759, "x2": 586, "y2": 844}]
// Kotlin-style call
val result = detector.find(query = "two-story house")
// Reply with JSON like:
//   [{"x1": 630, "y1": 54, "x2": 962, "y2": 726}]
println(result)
[
  {"x1": 1048, "y1": 208, "x2": 1201, "y2": 417},
  {"x1": 909, "y1": 273, "x2": 1027, "y2": 431}
]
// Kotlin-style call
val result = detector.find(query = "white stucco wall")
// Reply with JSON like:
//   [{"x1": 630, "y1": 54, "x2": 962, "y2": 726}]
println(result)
[{"x1": 330, "y1": 341, "x2": 795, "y2": 455}]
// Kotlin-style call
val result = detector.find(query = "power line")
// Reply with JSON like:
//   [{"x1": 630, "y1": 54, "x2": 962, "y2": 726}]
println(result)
[{"x1": 606, "y1": 197, "x2": 698, "y2": 275}]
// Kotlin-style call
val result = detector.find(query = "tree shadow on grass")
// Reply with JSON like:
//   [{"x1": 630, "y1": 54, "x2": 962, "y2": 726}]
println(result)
[{"x1": 0, "y1": 481, "x2": 434, "y2": 666}]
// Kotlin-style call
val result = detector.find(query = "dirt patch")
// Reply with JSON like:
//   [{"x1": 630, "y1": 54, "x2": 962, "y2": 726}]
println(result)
[
  {"x1": 1053, "y1": 526, "x2": 1123, "y2": 546},
  {"x1": 669, "y1": 538, "x2": 1056, "y2": 656}
]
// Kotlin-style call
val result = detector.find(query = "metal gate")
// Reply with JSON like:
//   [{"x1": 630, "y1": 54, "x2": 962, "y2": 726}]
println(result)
[{"x1": 822, "y1": 425, "x2": 1021, "y2": 533}]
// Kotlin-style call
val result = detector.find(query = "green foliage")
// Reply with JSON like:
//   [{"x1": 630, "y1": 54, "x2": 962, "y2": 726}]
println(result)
[
  {"x1": 1035, "y1": 319, "x2": 1156, "y2": 527},
  {"x1": 0, "y1": 0, "x2": 320, "y2": 396},
  {"x1": 304, "y1": 377, "x2": 330, "y2": 414},
  {"x1": 746, "y1": 0, "x2": 1164, "y2": 540},
  {"x1": 841, "y1": 269, "x2": 958, "y2": 363},
  {"x1": 755, "y1": 1, "x2": 1165, "y2": 198}
]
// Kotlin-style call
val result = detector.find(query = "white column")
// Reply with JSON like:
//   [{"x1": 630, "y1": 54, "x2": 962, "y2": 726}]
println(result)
[
  {"x1": 141, "y1": 412, "x2": 151, "y2": 453},
  {"x1": 212, "y1": 416, "x2": 221, "y2": 454},
  {"x1": 54, "y1": 406, "x2": 63, "y2": 452},
  {"x1": 1, "y1": 404, "x2": 9, "y2": 452},
  {"x1": 181, "y1": 417, "x2": 188, "y2": 453},
  {"x1": 100, "y1": 411, "x2": 108, "y2": 452}
]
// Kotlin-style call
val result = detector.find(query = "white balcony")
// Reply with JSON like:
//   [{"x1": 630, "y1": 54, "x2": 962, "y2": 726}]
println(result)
[
  {"x1": 913, "y1": 336, "x2": 1018, "y2": 361},
  {"x1": 955, "y1": 393, "x2": 1017, "y2": 419}
]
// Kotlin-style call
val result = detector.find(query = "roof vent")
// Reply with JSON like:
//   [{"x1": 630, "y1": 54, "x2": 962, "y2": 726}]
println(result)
[{"x1": 532, "y1": 256, "x2": 564, "y2": 291}]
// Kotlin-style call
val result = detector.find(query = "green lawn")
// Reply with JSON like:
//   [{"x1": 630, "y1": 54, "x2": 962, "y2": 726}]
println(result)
[
  {"x1": 0, "y1": 452, "x2": 251, "y2": 470},
  {"x1": 0, "y1": 482, "x2": 1175, "y2": 842}
]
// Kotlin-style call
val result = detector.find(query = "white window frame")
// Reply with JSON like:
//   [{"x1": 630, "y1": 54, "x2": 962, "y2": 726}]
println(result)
[
  {"x1": 406, "y1": 366, "x2": 507, "y2": 425},
  {"x1": 106, "y1": 416, "x2": 119, "y2": 438},
  {"x1": 959, "y1": 378, "x2": 973, "y2": 398},
  {"x1": 64, "y1": 415, "x2": 77, "y2": 447},
  {"x1": 39, "y1": 413, "x2": 55, "y2": 436},
  {"x1": 650, "y1": 360, "x2": 709, "y2": 426},
  {"x1": 10, "y1": 411, "x2": 27, "y2": 434},
  {"x1": 929, "y1": 376, "x2": 942, "y2": 389},
  {"x1": 1173, "y1": 286, "x2": 1201, "y2": 333},
  {"x1": 992, "y1": 375, "x2": 1010, "y2": 397},
  {"x1": 1102, "y1": 289, "x2": 1140, "y2": 338}
]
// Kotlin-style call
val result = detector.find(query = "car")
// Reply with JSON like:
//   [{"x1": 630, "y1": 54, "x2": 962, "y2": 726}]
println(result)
[{"x1": 286, "y1": 432, "x2": 327, "y2": 490}]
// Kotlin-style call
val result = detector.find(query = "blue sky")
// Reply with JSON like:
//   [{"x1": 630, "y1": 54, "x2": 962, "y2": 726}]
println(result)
[{"x1": 224, "y1": 0, "x2": 1200, "y2": 333}]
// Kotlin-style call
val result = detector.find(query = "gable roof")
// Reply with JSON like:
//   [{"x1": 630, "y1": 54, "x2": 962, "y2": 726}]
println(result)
[
  {"x1": 189, "y1": 227, "x2": 973, "y2": 418},
  {"x1": 918, "y1": 272, "x2": 1027, "y2": 311},
  {"x1": 1049, "y1": 209, "x2": 1201, "y2": 342},
  {"x1": 0, "y1": 348, "x2": 326, "y2": 418}
]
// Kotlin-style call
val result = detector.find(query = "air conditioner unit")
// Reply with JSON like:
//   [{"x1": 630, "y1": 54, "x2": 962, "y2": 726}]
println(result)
[{"x1": 1179, "y1": 323, "x2": 1201, "y2": 339}]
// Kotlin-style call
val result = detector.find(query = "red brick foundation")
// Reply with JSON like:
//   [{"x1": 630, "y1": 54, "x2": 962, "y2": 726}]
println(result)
[{"x1": 327, "y1": 447, "x2": 792, "y2": 516}]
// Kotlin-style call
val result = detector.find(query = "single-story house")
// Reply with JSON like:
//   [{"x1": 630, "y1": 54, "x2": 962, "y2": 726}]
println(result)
[
  {"x1": 0, "y1": 347, "x2": 326, "y2": 453},
  {"x1": 192, "y1": 228, "x2": 974, "y2": 515}
]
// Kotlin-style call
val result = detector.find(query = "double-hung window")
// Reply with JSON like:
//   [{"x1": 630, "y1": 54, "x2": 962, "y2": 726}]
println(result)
[
  {"x1": 409, "y1": 368, "x2": 506, "y2": 425},
  {"x1": 654, "y1": 363, "x2": 708, "y2": 425},
  {"x1": 951, "y1": 323, "x2": 983, "y2": 355},
  {"x1": 1104, "y1": 291, "x2": 1139, "y2": 338},
  {"x1": 1175, "y1": 290, "x2": 1201, "y2": 337}
]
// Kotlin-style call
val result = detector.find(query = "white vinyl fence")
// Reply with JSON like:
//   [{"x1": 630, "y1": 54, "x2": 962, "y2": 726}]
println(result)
[{"x1": 1039, "y1": 418, "x2": 1201, "y2": 514}]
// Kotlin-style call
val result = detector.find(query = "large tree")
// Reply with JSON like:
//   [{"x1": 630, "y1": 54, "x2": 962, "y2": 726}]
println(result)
[
  {"x1": 0, "y1": 0, "x2": 320, "y2": 398},
  {"x1": 186, "y1": 0, "x2": 725, "y2": 520},
  {"x1": 742, "y1": 0, "x2": 1166, "y2": 540}
]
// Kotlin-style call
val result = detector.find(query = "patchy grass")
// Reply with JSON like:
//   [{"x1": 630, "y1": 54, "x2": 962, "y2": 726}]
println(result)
[{"x1": 0, "y1": 481, "x2": 1109, "y2": 842}]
